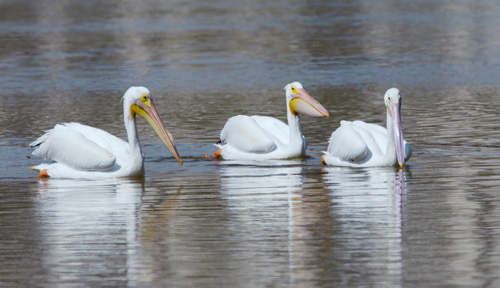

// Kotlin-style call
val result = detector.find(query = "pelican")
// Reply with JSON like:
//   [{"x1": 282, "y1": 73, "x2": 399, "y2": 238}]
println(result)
[
  {"x1": 321, "y1": 88, "x2": 411, "y2": 168},
  {"x1": 30, "y1": 86, "x2": 183, "y2": 179},
  {"x1": 213, "y1": 82, "x2": 329, "y2": 160}
]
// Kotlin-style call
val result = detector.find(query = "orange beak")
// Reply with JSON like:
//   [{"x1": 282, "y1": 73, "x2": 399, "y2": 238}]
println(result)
[
  {"x1": 289, "y1": 89, "x2": 329, "y2": 118},
  {"x1": 131, "y1": 102, "x2": 183, "y2": 166}
]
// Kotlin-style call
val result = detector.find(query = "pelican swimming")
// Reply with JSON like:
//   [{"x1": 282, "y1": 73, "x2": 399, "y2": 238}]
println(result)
[
  {"x1": 213, "y1": 82, "x2": 329, "y2": 160},
  {"x1": 321, "y1": 88, "x2": 411, "y2": 168},
  {"x1": 30, "y1": 86, "x2": 183, "y2": 178}
]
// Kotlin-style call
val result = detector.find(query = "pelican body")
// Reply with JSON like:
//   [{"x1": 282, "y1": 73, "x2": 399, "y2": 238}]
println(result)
[
  {"x1": 30, "y1": 86, "x2": 182, "y2": 179},
  {"x1": 214, "y1": 82, "x2": 329, "y2": 160},
  {"x1": 322, "y1": 88, "x2": 411, "y2": 168}
]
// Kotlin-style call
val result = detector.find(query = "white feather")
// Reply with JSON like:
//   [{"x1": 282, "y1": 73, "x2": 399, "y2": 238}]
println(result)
[
  {"x1": 214, "y1": 82, "x2": 328, "y2": 161},
  {"x1": 30, "y1": 86, "x2": 180, "y2": 179},
  {"x1": 323, "y1": 88, "x2": 411, "y2": 167},
  {"x1": 31, "y1": 123, "x2": 118, "y2": 171},
  {"x1": 220, "y1": 115, "x2": 279, "y2": 154}
]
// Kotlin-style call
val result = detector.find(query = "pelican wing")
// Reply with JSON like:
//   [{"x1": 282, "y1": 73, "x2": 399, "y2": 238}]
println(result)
[
  {"x1": 59, "y1": 123, "x2": 129, "y2": 158},
  {"x1": 355, "y1": 121, "x2": 412, "y2": 161},
  {"x1": 250, "y1": 115, "x2": 290, "y2": 145},
  {"x1": 220, "y1": 115, "x2": 281, "y2": 154},
  {"x1": 327, "y1": 120, "x2": 371, "y2": 162},
  {"x1": 31, "y1": 123, "x2": 119, "y2": 171},
  {"x1": 351, "y1": 120, "x2": 389, "y2": 153},
  {"x1": 341, "y1": 120, "x2": 413, "y2": 161}
]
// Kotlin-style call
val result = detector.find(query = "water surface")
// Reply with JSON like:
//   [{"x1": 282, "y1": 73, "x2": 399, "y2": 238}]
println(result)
[{"x1": 1, "y1": 0, "x2": 500, "y2": 287}]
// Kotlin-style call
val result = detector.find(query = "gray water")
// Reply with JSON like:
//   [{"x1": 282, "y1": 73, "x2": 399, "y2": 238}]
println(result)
[{"x1": 1, "y1": 0, "x2": 500, "y2": 287}]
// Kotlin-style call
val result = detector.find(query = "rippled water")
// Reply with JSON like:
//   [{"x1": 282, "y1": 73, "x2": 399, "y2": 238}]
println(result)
[{"x1": 1, "y1": 0, "x2": 500, "y2": 287}]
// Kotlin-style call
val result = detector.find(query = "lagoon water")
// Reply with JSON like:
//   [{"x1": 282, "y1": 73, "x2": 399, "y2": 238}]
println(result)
[{"x1": 1, "y1": 0, "x2": 500, "y2": 287}]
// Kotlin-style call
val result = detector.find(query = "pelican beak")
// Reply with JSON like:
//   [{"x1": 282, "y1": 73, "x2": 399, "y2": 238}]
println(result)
[
  {"x1": 131, "y1": 102, "x2": 183, "y2": 166},
  {"x1": 389, "y1": 102, "x2": 404, "y2": 169},
  {"x1": 289, "y1": 89, "x2": 329, "y2": 118}
]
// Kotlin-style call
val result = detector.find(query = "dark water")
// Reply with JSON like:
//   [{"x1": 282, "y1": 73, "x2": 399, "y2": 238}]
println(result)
[{"x1": 1, "y1": 0, "x2": 500, "y2": 287}]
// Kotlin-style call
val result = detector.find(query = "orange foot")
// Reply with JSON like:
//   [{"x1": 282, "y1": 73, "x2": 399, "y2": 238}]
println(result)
[
  {"x1": 204, "y1": 149, "x2": 223, "y2": 159},
  {"x1": 38, "y1": 169, "x2": 50, "y2": 178},
  {"x1": 321, "y1": 155, "x2": 327, "y2": 165},
  {"x1": 213, "y1": 149, "x2": 222, "y2": 159}
]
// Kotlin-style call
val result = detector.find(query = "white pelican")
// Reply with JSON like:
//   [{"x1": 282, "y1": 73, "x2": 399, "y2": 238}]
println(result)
[
  {"x1": 30, "y1": 86, "x2": 183, "y2": 178},
  {"x1": 321, "y1": 88, "x2": 411, "y2": 168},
  {"x1": 213, "y1": 82, "x2": 329, "y2": 160}
]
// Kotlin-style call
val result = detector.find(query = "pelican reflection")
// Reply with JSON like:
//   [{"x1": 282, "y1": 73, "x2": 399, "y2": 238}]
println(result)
[
  {"x1": 323, "y1": 166, "x2": 408, "y2": 283},
  {"x1": 34, "y1": 178, "x2": 144, "y2": 284}
]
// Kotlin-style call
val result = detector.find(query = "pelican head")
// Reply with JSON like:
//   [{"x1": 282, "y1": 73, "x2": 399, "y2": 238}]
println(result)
[
  {"x1": 384, "y1": 88, "x2": 404, "y2": 169},
  {"x1": 285, "y1": 82, "x2": 329, "y2": 118},
  {"x1": 124, "y1": 86, "x2": 183, "y2": 166}
]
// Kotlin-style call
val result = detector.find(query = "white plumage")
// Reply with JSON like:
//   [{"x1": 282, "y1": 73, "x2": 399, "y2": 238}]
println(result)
[
  {"x1": 30, "y1": 86, "x2": 182, "y2": 178},
  {"x1": 322, "y1": 88, "x2": 411, "y2": 168},
  {"x1": 213, "y1": 82, "x2": 329, "y2": 160}
]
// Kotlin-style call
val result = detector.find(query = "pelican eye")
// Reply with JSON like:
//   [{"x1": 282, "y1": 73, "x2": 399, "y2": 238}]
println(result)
[
  {"x1": 291, "y1": 86, "x2": 298, "y2": 94},
  {"x1": 141, "y1": 94, "x2": 150, "y2": 106}
]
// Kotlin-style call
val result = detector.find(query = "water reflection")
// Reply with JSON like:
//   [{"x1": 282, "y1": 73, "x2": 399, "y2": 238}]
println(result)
[
  {"x1": 323, "y1": 166, "x2": 408, "y2": 284},
  {"x1": 218, "y1": 162, "x2": 410, "y2": 285},
  {"x1": 219, "y1": 161, "x2": 303, "y2": 284},
  {"x1": 220, "y1": 161, "x2": 303, "y2": 207},
  {"x1": 34, "y1": 178, "x2": 144, "y2": 286},
  {"x1": 1, "y1": 0, "x2": 500, "y2": 286}
]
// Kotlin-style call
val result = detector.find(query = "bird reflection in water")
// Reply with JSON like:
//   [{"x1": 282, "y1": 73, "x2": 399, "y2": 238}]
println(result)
[
  {"x1": 322, "y1": 166, "x2": 410, "y2": 282},
  {"x1": 34, "y1": 178, "x2": 145, "y2": 283}
]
